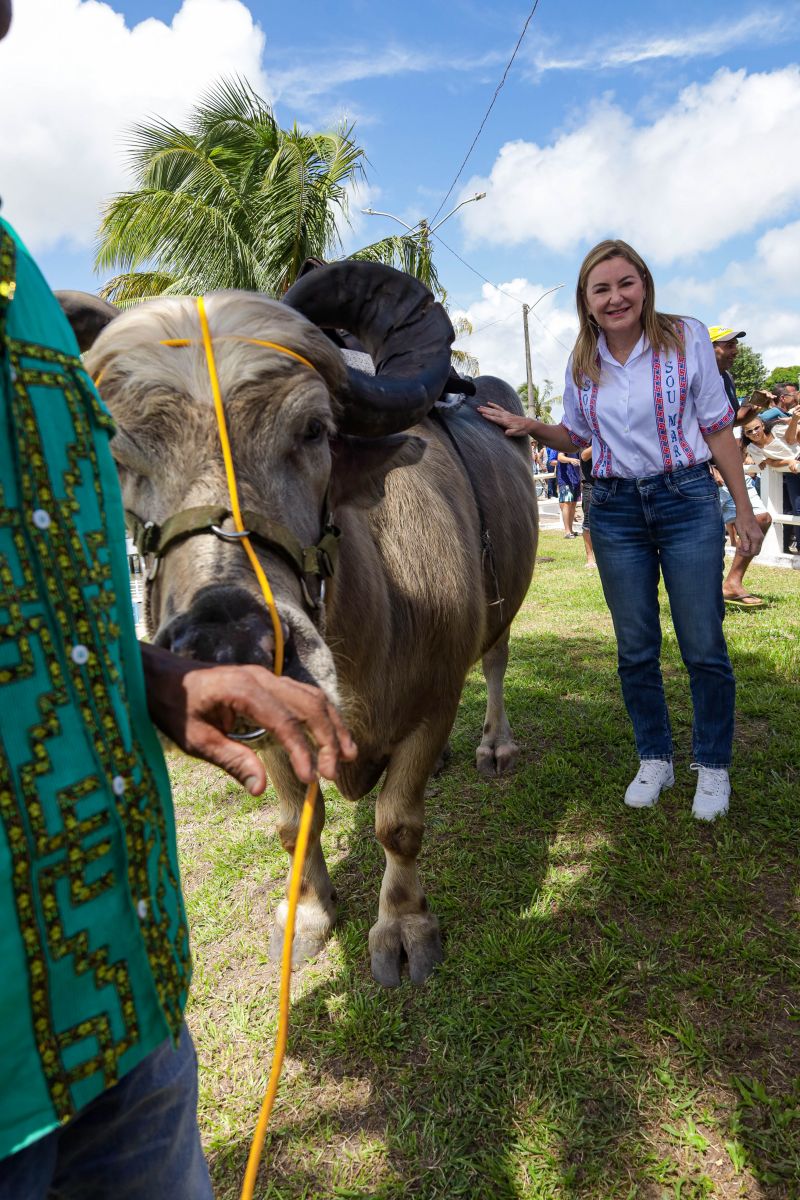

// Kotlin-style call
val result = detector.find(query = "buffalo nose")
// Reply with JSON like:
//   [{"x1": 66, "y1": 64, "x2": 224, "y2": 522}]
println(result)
[{"x1": 155, "y1": 586, "x2": 290, "y2": 669}]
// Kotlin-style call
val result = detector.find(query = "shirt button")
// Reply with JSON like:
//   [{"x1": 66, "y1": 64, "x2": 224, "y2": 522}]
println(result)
[
  {"x1": 32, "y1": 509, "x2": 51, "y2": 530},
  {"x1": 112, "y1": 775, "x2": 126, "y2": 796},
  {"x1": 70, "y1": 644, "x2": 90, "y2": 665},
  {"x1": 137, "y1": 900, "x2": 148, "y2": 920}
]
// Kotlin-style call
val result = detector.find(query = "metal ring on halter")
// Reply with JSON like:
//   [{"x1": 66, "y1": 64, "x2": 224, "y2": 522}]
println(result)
[
  {"x1": 211, "y1": 524, "x2": 252, "y2": 542},
  {"x1": 227, "y1": 727, "x2": 268, "y2": 742}
]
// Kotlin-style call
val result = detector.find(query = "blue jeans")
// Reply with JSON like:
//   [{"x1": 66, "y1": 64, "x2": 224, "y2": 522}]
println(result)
[
  {"x1": 590, "y1": 464, "x2": 735, "y2": 768},
  {"x1": 0, "y1": 1024, "x2": 213, "y2": 1200}
]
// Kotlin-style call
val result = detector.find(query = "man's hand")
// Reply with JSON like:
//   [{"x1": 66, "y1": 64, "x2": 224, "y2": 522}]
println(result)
[
  {"x1": 734, "y1": 510, "x2": 765, "y2": 557},
  {"x1": 141, "y1": 644, "x2": 357, "y2": 794}
]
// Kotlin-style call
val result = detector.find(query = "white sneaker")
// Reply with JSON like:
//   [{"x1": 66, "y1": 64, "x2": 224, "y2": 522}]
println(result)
[
  {"x1": 624, "y1": 759, "x2": 674, "y2": 808},
  {"x1": 691, "y1": 764, "x2": 730, "y2": 821}
]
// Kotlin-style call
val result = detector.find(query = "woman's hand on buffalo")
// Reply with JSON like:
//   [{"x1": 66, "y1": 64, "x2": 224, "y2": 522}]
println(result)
[
  {"x1": 477, "y1": 402, "x2": 534, "y2": 438},
  {"x1": 141, "y1": 643, "x2": 357, "y2": 794}
]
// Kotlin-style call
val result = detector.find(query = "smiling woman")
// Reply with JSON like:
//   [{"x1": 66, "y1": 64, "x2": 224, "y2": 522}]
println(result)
[{"x1": 479, "y1": 238, "x2": 765, "y2": 822}]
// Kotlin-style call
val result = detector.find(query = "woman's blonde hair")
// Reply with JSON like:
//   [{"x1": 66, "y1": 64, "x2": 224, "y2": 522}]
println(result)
[{"x1": 572, "y1": 239, "x2": 684, "y2": 388}]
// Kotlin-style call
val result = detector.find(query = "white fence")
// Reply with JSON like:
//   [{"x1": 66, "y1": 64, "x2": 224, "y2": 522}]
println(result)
[{"x1": 758, "y1": 465, "x2": 800, "y2": 566}]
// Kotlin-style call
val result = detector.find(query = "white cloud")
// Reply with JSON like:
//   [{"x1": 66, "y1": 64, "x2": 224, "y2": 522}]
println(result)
[
  {"x1": 452, "y1": 280, "x2": 577, "y2": 399},
  {"x1": 753, "y1": 220, "x2": 800, "y2": 289},
  {"x1": 530, "y1": 9, "x2": 796, "y2": 74},
  {"x1": 459, "y1": 66, "x2": 800, "y2": 266},
  {"x1": 658, "y1": 219, "x2": 800, "y2": 370},
  {"x1": 0, "y1": 0, "x2": 269, "y2": 252},
  {"x1": 268, "y1": 45, "x2": 502, "y2": 110}
]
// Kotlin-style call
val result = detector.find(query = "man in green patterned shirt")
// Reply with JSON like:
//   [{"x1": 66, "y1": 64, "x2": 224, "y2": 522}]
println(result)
[{"x1": 0, "y1": 6, "x2": 355, "y2": 1194}]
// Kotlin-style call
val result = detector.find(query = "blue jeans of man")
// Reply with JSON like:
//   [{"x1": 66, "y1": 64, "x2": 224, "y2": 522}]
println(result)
[
  {"x1": 0, "y1": 1024, "x2": 213, "y2": 1200},
  {"x1": 589, "y1": 463, "x2": 735, "y2": 768}
]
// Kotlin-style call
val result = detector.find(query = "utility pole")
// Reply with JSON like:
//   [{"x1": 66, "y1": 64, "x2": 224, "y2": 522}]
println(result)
[
  {"x1": 521, "y1": 284, "x2": 566, "y2": 417},
  {"x1": 522, "y1": 303, "x2": 535, "y2": 417},
  {"x1": 418, "y1": 218, "x2": 430, "y2": 284}
]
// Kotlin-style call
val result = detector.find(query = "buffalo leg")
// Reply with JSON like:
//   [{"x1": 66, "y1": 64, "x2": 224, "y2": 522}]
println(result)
[
  {"x1": 370, "y1": 718, "x2": 451, "y2": 987},
  {"x1": 267, "y1": 755, "x2": 337, "y2": 965},
  {"x1": 476, "y1": 630, "x2": 520, "y2": 777}
]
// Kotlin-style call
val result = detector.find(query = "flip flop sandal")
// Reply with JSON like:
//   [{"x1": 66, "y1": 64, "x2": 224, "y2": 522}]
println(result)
[{"x1": 724, "y1": 593, "x2": 766, "y2": 608}]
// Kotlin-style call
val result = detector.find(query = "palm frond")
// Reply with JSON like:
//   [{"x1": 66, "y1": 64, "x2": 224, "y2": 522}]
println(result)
[
  {"x1": 96, "y1": 189, "x2": 265, "y2": 292},
  {"x1": 452, "y1": 348, "x2": 480, "y2": 375},
  {"x1": 349, "y1": 234, "x2": 443, "y2": 297},
  {"x1": 99, "y1": 270, "x2": 179, "y2": 304},
  {"x1": 94, "y1": 76, "x2": 402, "y2": 298}
]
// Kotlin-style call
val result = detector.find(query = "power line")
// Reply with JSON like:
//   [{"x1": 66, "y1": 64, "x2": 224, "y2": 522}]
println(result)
[
  {"x1": 430, "y1": 229, "x2": 525, "y2": 305},
  {"x1": 430, "y1": 0, "x2": 542, "y2": 226},
  {"x1": 466, "y1": 309, "x2": 520, "y2": 336},
  {"x1": 430, "y1": 228, "x2": 572, "y2": 352},
  {"x1": 528, "y1": 306, "x2": 572, "y2": 353}
]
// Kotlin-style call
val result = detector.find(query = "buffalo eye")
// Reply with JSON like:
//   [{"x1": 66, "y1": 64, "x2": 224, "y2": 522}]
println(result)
[{"x1": 304, "y1": 418, "x2": 324, "y2": 442}]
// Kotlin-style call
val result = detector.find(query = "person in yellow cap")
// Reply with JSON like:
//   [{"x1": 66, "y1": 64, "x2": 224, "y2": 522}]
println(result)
[
  {"x1": 708, "y1": 327, "x2": 746, "y2": 407},
  {"x1": 708, "y1": 327, "x2": 777, "y2": 426}
]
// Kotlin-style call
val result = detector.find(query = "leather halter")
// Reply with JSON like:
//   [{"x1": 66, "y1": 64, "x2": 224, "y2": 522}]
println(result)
[{"x1": 126, "y1": 501, "x2": 341, "y2": 616}]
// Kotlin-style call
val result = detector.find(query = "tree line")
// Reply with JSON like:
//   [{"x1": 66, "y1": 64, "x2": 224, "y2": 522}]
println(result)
[{"x1": 730, "y1": 345, "x2": 799, "y2": 397}]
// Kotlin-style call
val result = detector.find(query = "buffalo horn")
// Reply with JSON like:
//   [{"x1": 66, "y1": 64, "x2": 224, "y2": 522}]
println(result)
[
  {"x1": 55, "y1": 291, "x2": 119, "y2": 352},
  {"x1": 282, "y1": 262, "x2": 454, "y2": 437}
]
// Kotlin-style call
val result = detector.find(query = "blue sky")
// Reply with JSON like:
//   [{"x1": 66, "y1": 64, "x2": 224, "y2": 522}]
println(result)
[{"x1": 2, "y1": 0, "x2": 800, "y2": 394}]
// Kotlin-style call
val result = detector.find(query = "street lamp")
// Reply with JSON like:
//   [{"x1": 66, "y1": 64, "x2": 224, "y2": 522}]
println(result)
[{"x1": 362, "y1": 191, "x2": 486, "y2": 254}]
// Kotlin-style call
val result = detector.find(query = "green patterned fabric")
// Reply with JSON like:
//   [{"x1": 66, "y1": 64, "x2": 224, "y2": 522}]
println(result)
[{"x1": 0, "y1": 218, "x2": 191, "y2": 1159}]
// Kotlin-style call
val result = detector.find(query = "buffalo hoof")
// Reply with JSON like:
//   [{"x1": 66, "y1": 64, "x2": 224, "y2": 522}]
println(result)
[
  {"x1": 269, "y1": 922, "x2": 329, "y2": 967},
  {"x1": 369, "y1": 913, "x2": 443, "y2": 987},
  {"x1": 476, "y1": 739, "x2": 519, "y2": 778}
]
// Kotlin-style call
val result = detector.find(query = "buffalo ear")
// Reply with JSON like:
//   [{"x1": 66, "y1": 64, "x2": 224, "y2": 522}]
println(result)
[
  {"x1": 329, "y1": 433, "x2": 426, "y2": 509},
  {"x1": 55, "y1": 290, "x2": 119, "y2": 352}
]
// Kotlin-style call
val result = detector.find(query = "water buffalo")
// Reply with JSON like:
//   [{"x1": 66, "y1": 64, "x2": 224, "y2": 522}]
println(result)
[{"x1": 59, "y1": 264, "x2": 537, "y2": 986}]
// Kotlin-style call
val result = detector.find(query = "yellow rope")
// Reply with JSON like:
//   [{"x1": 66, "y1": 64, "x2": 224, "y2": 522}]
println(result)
[
  {"x1": 161, "y1": 334, "x2": 319, "y2": 374},
  {"x1": 94, "y1": 328, "x2": 319, "y2": 390},
  {"x1": 194, "y1": 295, "x2": 318, "y2": 1200},
  {"x1": 196, "y1": 296, "x2": 285, "y2": 678},
  {"x1": 239, "y1": 782, "x2": 317, "y2": 1199}
]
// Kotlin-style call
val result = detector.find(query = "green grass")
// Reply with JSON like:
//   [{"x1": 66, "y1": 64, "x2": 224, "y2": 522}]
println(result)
[{"x1": 171, "y1": 531, "x2": 800, "y2": 1199}]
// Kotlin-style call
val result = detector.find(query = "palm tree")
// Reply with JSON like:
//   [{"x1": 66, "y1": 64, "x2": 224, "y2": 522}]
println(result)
[
  {"x1": 96, "y1": 78, "x2": 366, "y2": 301},
  {"x1": 517, "y1": 379, "x2": 554, "y2": 421},
  {"x1": 348, "y1": 231, "x2": 441, "y2": 296},
  {"x1": 95, "y1": 77, "x2": 441, "y2": 302},
  {"x1": 449, "y1": 312, "x2": 479, "y2": 376}
]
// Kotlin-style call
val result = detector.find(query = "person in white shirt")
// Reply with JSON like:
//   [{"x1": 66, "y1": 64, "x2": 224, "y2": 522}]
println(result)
[
  {"x1": 741, "y1": 412, "x2": 800, "y2": 553},
  {"x1": 478, "y1": 238, "x2": 763, "y2": 821}
]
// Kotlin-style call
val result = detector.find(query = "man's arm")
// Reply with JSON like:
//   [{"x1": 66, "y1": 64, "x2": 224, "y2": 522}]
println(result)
[
  {"x1": 704, "y1": 426, "x2": 764, "y2": 556},
  {"x1": 141, "y1": 643, "x2": 357, "y2": 793}
]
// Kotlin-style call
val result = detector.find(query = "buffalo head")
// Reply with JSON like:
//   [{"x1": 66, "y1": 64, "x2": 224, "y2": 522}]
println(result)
[{"x1": 58, "y1": 265, "x2": 453, "y2": 700}]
